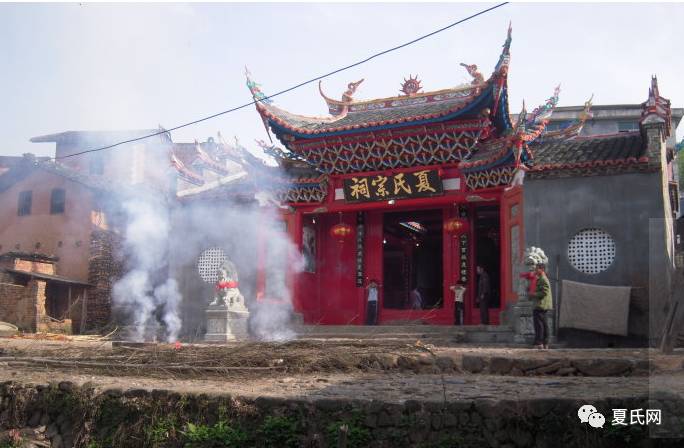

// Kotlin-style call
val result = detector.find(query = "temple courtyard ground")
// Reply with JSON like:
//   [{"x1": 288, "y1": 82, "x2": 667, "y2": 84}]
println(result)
[{"x1": 1, "y1": 335, "x2": 684, "y2": 447}]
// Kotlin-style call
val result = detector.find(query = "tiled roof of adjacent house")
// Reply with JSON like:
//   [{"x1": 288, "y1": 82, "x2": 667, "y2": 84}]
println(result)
[
  {"x1": 0, "y1": 155, "x2": 127, "y2": 194},
  {"x1": 527, "y1": 132, "x2": 652, "y2": 178}
]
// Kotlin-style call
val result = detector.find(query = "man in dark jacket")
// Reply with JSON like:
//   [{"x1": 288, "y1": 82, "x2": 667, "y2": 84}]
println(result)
[{"x1": 476, "y1": 265, "x2": 491, "y2": 325}]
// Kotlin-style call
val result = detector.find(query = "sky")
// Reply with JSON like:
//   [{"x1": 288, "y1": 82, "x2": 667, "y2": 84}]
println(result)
[{"x1": 1, "y1": 2, "x2": 682, "y2": 159}]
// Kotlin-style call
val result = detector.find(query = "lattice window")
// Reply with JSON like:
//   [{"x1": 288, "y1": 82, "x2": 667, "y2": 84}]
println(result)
[
  {"x1": 197, "y1": 248, "x2": 227, "y2": 283},
  {"x1": 567, "y1": 228, "x2": 616, "y2": 274}
]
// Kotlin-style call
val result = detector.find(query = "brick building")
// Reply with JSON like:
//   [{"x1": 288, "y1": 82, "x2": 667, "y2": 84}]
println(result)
[
  {"x1": 0, "y1": 155, "x2": 123, "y2": 333},
  {"x1": 0, "y1": 131, "x2": 238, "y2": 334}
]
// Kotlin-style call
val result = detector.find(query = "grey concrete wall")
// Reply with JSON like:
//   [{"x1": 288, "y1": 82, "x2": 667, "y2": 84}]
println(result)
[
  {"x1": 168, "y1": 202, "x2": 260, "y2": 341},
  {"x1": 524, "y1": 171, "x2": 671, "y2": 343}
]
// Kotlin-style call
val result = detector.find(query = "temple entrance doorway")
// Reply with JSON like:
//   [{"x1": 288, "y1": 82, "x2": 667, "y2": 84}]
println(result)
[
  {"x1": 473, "y1": 205, "x2": 501, "y2": 325},
  {"x1": 381, "y1": 209, "x2": 444, "y2": 320}
]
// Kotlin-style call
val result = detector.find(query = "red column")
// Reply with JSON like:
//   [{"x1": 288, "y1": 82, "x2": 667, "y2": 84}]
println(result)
[{"x1": 291, "y1": 210, "x2": 303, "y2": 312}]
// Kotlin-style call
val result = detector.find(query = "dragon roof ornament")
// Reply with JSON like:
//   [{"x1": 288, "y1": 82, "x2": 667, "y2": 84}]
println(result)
[
  {"x1": 245, "y1": 67, "x2": 273, "y2": 105},
  {"x1": 511, "y1": 85, "x2": 561, "y2": 146},
  {"x1": 318, "y1": 79, "x2": 365, "y2": 116},
  {"x1": 541, "y1": 94, "x2": 594, "y2": 140},
  {"x1": 526, "y1": 84, "x2": 560, "y2": 127},
  {"x1": 460, "y1": 63, "x2": 485, "y2": 85}
]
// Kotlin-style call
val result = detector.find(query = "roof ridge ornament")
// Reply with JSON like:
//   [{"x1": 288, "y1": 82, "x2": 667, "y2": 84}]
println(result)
[
  {"x1": 460, "y1": 63, "x2": 484, "y2": 85},
  {"x1": 541, "y1": 93, "x2": 594, "y2": 141},
  {"x1": 400, "y1": 75, "x2": 423, "y2": 96},
  {"x1": 579, "y1": 93, "x2": 594, "y2": 122},
  {"x1": 640, "y1": 75, "x2": 672, "y2": 137},
  {"x1": 490, "y1": 23, "x2": 512, "y2": 128},
  {"x1": 318, "y1": 79, "x2": 364, "y2": 117},
  {"x1": 245, "y1": 66, "x2": 273, "y2": 105},
  {"x1": 494, "y1": 21, "x2": 512, "y2": 74},
  {"x1": 526, "y1": 84, "x2": 560, "y2": 127},
  {"x1": 342, "y1": 79, "x2": 364, "y2": 102}
]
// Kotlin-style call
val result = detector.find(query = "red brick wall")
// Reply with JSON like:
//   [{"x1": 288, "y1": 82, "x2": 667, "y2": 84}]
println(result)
[
  {"x1": 0, "y1": 279, "x2": 45, "y2": 332},
  {"x1": 84, "y1": 230, "x2": 124, "y2": 331},
  {"x1": 12, "y1": 259, "x2": 55, "y2": 275}
]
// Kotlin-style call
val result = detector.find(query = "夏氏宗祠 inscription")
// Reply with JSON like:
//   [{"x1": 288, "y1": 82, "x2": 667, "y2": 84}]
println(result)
[{"x1": 343, "y1": 169, "x2": 443, "y2": 203}]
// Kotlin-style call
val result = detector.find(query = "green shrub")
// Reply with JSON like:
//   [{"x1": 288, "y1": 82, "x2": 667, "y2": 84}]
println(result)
[
  {"x1": 182, "y1": 421, "x2": 249, "y2": 448},
  {"x1": 146, "y1": 416, "x2": 178, "y2": 446},
  {"x1": 326, "y1": 418, "x2": 371, "y2": 448},
  {"x1": 258, "y1": 415, "x2": 301, "y2": 448}
]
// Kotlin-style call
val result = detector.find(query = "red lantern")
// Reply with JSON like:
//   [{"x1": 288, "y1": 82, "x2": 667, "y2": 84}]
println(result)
[
  {"x1": 444, "y1": 217, "x2": 468, "y2": 236},
  {"x1": 330, "y1": 222, "x2": 353, "y2": 242}
]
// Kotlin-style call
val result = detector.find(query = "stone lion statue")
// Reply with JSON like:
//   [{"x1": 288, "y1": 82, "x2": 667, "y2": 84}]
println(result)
[{"x1": 209, "y1": 259, "x2": 246, "y2": 310}]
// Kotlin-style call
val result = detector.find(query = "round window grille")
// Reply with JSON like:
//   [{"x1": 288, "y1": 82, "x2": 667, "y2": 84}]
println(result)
[
  {"x1": 567, "y1": 228, "x2": 616, "y2": 274},
  {"x1": 197, "y1": 248, "x2": 227, "y2": 283}
]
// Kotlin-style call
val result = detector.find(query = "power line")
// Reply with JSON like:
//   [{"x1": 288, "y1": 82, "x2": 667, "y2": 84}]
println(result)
[{"x1": 56, "y1": 2, "x2": 509, "y2": 160}]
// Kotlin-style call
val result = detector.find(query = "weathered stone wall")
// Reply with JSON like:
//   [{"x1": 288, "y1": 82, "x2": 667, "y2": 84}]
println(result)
[
  {"x1": 524, "y1": 170, "x2": 668, "y2": 345},
  {"x1": 0, "y1": 381, "x2": 682, "y2": 448},
  {"x1": 84, "y1": 230, "x2": 123, "y2": 331}
]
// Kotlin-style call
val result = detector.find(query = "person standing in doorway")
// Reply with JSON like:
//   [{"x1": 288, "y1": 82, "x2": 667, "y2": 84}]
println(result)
[
  {"x1": 531, "y1": 264, "x2": 553, "y2": 349},
  {"x1": 409, "y1": 286, "x2": 423, "y2": 310},
  {"x1": 450, "y1": 284, "x2": 466, "y2": 325},
  {"x1": 476, "y1": 265, "x2": 491, "y2": 325},
  {"x1": 366, "y1": 279, "x2": 380, "y2": 325}
]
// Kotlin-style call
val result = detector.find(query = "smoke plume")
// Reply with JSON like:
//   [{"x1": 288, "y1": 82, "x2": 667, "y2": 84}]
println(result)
[{"x1": 112, "y1": 193, "x2": 183, "y2": 342}]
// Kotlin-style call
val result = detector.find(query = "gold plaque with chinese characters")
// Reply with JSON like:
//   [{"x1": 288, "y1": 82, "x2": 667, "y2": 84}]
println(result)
[{"x1": 342, "y1": 169, "x2": 444, "y2": 203}]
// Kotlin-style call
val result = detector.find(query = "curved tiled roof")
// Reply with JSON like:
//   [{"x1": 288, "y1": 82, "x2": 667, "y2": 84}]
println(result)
[
  {"x1": 249, "y1": 26, "x2": 513, "y2": 139},
  {"x1": 257, "y1": 85, "x2": 490, "y2": 136}
]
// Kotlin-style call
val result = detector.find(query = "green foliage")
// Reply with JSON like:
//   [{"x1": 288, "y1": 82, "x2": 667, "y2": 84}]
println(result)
[
  {"x1": 0, "y1": 430, "x2": 23, "y2": 448},
  {"x1": 0, "y1": 442, "x2": 20, "y2": 448},
  {"x1": 326, "y1": 415, "x2": 371, "y2": 448},
  {"x1": 182, "y1": 420, "x2": 249, "y2": 448},
  {"x1": 0, "y1": 439, "x2": 22, "y2": 448},
  {"x1": 257, "y1": 415, "x2": 301, "y2": 448},
  {"x1": 428, "y1": 434, "x2": 467, "y2": 448},
  {"x1": 145, "y1": 416, "x2": 178, "y2": 447},
  {"x1": 677, "y1": 149, "x2": 684, "y2": 189}
]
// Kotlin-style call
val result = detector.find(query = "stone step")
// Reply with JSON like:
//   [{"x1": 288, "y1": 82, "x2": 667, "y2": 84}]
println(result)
[
  {"x1": 296, "y1": 324, "x2": 511, "y2": 334},
  {"x1": 295, "y1": 324, "x2": 516, "y2": 345}
]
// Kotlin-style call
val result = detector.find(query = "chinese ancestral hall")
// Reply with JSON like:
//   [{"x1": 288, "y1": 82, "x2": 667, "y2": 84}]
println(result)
[
  {"x1": 179, "y1": 25, "x2": 676, "y2": 335},
  {"x1": 242, "y1": 26, "x2": 565, "y2": 326}
]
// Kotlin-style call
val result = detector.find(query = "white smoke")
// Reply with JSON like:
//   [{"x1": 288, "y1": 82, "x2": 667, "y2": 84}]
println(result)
[
  {"x1": 169, "y1": 190, "x2": 304, "y2": 342},
  {"x1": 112, "y1": 190, "x2": 183, "y2": 342},
  {"x1": 154, "y1": 278, "x2": 183, "y2": 342},
  {"x1": 248, "y1": 207, "x2": 303, "y2": 342},
  {"x1": 105, "y1": 137, "x2": 302, "y2": 343}
]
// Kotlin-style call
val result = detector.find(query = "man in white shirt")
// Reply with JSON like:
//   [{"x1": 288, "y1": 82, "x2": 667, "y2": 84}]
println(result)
[{"x1": 366, "y1": 279, "x2": 379, "y2": 325}]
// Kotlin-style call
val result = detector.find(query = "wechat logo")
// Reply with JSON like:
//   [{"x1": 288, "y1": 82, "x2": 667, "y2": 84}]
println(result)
[{"x1": 578, "y1": 404, "x2": 605, "y2": 428}]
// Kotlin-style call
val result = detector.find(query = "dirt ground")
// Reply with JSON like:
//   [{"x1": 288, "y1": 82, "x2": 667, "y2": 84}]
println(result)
[{"x1": 1, "y1": 335, "x2": 683, "y2": 403}]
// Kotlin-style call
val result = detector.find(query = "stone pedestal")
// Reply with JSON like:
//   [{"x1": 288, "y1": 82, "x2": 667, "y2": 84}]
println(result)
[
  {"x1": 509, "y1": 300, "x2": 557, "y2": 345},
  {"x1": 205, "y1": 306, "x2": 250, "y2": 342},
  {"x1": 511, "y1": 299, "x2": 536, "y2": 344},
  {"x1": 508, "y1": 269, "x2": 556, "y2": 345}
]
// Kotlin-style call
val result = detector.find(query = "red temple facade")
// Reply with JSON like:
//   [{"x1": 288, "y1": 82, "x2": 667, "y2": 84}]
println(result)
[{"x1": 239, "y1": 27, "x2": 583, "y2": 326}]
